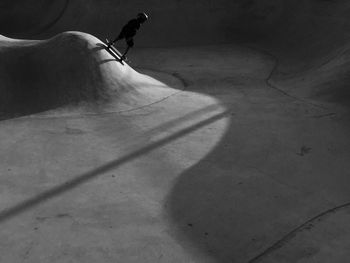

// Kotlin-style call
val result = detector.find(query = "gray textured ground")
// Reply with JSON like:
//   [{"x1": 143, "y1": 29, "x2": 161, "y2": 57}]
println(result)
[{"x1": 0, "y1": 1, "x2": 350, "y2": 262}]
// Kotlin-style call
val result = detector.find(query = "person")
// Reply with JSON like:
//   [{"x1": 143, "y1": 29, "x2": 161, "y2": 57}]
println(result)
[{"x1": 108, "y1": 12, "x2": 149, "y2": 59}]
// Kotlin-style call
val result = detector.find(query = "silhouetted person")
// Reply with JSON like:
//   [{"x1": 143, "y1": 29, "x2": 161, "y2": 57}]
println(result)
[{"x1": 108, "y1": 12, "x2": 148, "y2": 59}]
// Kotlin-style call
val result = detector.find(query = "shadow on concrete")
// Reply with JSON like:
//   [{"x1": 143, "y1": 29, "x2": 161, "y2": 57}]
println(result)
[
  {"x1": 95, "y1": 43, "x2": 124, "y2": 65},
  {"x1": 0, "y1": 108, "x2": 229, "y2": 224},
  {"x1": 166, "y1": 120, "x2": 250, "y2": 261},
  {"x1": 99, "y1": 58, "x2": 120, "y2": 64}
]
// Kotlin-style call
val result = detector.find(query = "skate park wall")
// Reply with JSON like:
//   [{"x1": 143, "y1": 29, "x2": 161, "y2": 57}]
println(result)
[
  {"x1": 1, "y1": 0, "x2": 350, "y2": 104},
  {"x1": 2, "y1": 0, "x2": 350, "y2": 64},
  {"x1": 2, "y1": 0, "x2": 348, "y2": 47}
]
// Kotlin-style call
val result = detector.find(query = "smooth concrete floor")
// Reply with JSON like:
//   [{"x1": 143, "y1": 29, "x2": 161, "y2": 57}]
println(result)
[{"x1": 0, "y1": 44, "x2": 350, "y2": 262}]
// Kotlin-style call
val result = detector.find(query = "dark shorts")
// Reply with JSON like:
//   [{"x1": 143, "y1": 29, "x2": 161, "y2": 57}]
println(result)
[
  {"x1": 118, "y1": 31, "x2": 135, "y2": 47},
  {"x1": 125, "y1": 37, "x2": 134, "y2": 47}
]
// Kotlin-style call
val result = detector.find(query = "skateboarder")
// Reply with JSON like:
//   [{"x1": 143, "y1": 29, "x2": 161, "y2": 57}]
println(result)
[{"x1": 107, "y1": 12, "x2": 149, "y2": 59}]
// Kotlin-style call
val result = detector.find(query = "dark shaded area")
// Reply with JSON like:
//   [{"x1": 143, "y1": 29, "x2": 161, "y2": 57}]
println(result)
[
  {"x1": 167, "y1": 122, "x2": 262, "y2": 261},
  {"x1": 160, "y1": 1, "x2": 350, "y2": 259},
  {"x1": 248, "y1": 202, "x2": 350, "y2": 262},
  {"x1": 0, "y1": 34, "x2": 109, "y2": 120},
  {"x1": 0, "y1": 0, "x2": 293, "y2": 45},
  {"x1": 314, "y1": 71, "x2": 350, "y2": 106},
  {"x1": 0, "y1": 110, "x2": 229, "y2": 223},
  {"x1": 0, "y1": 0, "x2": 69, "y2": 38}
]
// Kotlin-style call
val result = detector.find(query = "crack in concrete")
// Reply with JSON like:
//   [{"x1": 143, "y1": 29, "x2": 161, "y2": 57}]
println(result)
[
  {"x1": 171, "y1": 72, "x2": 191, "y2": 87},
  {"x1": 134, "y1": 66, "x2": 191, "y2": 89},
  {"x1": 248, "y1": 166, "x2": 303, "y2": 193},
  {"x1": 248, "y1": 201, "x2": 350, "y2": 262},
  {"x1": 14, "y1": 91, "x2": 184, "y2": 121},
  {"x1": 311, "y1": 112, "x2": 336, "y2": 118},
  {"x1": 5, "y1": 67, "x2": 186, "y2": 121},
  {"x1": 246, "y1": 45, "x2": 335, "y2": 112},
  {"x1": 264, "y1": 52, "x2": 329, "y2": 110},
  {"x1": 297, "y1": 45, "x2": 350, "y2": 74},
  {"x1": 22, "y1": 241, "x2": 35, "y2": 260}
]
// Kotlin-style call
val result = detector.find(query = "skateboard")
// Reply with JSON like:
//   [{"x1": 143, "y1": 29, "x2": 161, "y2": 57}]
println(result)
[{"x1": 105, "y1": 38, "x2": 127, "y2": 64}]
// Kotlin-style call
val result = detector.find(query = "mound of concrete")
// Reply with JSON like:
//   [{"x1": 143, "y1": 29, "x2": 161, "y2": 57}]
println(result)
[{"x1": 0, "y1": 31, "x2": 178, "y2": 118}]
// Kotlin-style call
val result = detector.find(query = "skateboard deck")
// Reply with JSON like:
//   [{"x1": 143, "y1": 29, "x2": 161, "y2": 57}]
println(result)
[{"x1": 105, "y1": 38, "x2": 127, "y2": 64}]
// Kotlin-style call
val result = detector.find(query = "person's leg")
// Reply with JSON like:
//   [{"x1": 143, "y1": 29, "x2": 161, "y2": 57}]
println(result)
[
  {"x1": 122, "y1": 38, "x2": 134, "y2": 58},
  {"x1": 121, "y1": 46, "x2": 131, "y2": 59},
  {"x1": 109, "y1": 33, "x2": 123, "y2": 47}
]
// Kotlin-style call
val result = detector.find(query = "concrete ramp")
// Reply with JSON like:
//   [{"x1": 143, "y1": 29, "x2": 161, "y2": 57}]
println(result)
[{"x1": 0, "y1": 31, "x2": 179, "y2": 119}]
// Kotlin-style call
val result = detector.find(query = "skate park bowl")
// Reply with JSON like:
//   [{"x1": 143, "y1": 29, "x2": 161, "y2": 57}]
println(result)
[{"x1": 1, "y1": 0, "x2": 350, "y2": 262}]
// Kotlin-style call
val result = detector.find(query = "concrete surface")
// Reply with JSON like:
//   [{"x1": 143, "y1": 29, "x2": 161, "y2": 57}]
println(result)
[
  {"x1": 0, "y1": 32, "x2": 180, "y2": 119},
  {"x1": 0, "y1": 0, "x2": 350, "y2": 262},
  {"x1": 133, "y1": 46, "x2": 350, "y2": 262}
]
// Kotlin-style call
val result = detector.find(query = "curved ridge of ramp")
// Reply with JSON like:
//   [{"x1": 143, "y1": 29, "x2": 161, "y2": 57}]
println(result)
[{"x1": 0, "y1": 31, "x2": 181, "y2": 119}]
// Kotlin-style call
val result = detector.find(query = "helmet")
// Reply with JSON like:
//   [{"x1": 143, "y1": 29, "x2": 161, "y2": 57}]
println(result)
[{"x1": 137, "y1": 12, "x2": 149, "y2": 22}]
